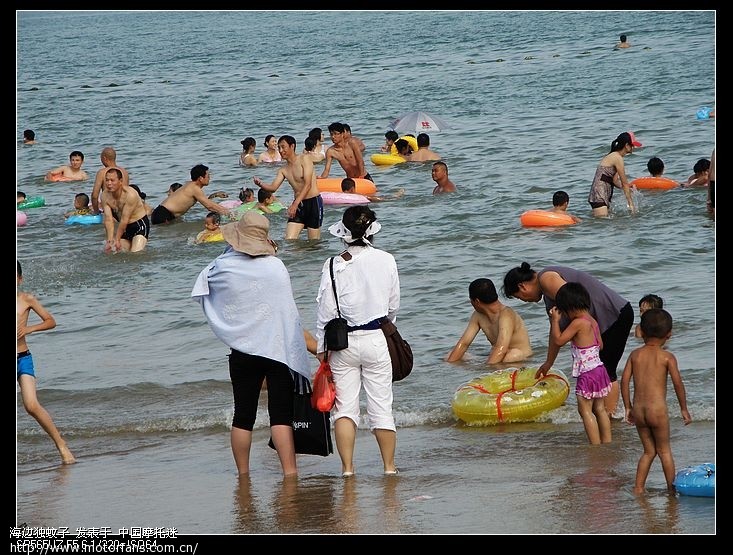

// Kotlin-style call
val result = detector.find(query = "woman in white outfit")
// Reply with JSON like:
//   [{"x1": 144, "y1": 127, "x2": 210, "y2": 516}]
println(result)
[{"x1": 315, "y1": 206, "x2": 400, "y2": 477}]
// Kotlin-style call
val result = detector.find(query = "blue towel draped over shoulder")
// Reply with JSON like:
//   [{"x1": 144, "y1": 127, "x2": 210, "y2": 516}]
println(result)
[{"x1": 191, "y1": 248, "x2": 313, "y2": 380}]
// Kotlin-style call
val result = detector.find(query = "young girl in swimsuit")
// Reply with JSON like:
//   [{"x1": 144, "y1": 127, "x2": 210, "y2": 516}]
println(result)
[{"x1": 550, "y1": 282, "x2": 612, "y2": 445}]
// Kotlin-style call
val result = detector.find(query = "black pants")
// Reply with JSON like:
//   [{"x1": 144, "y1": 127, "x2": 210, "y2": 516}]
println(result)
[
  {"x1": 228, "y1": 350, "x2": 294, "y2": 430},
  {"x1": 600, "y1": 302, "x2": 634, "y2": 381}
]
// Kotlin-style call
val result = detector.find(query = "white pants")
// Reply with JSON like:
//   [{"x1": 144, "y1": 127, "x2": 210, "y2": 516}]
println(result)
[{"x1": 329, "y1": 329, "x2": 395, "y2": 432}]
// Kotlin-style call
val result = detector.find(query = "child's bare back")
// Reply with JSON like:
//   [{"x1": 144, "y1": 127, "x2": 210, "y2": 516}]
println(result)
[
  {"x1": 620, "y1": 308, "x2": 690, "y2": 494},
  {"x1": 623, "y1": 345, "x2": 679, "y2": 427}
]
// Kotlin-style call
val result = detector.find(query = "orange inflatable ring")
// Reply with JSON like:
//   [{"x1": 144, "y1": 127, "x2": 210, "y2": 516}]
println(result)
[
  {"x1": 630, "y1": 176, "x2": 678, "y2": 190},
  {"x1": 48, "y1": 174, "x2": 75, "y2": 182},
  {"x1": 317, "y1": 177, "x2": 377, "y2": 195},
  {"x1": 520, "y1": 210, "x2": 576, "y2": 227}
]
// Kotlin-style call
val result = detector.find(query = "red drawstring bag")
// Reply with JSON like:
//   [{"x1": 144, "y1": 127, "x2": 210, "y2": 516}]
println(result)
[{"x1": 312, "y1": 358, "x2": 336, "y2": 412}]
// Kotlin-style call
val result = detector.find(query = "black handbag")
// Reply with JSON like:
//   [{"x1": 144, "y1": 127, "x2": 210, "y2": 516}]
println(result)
[
  {"x1": 324, "y1": 257, "x2": 348, "y2": 351},
  {"x1": 269, "y1": 373, "x2": 333, "y2": 457}
]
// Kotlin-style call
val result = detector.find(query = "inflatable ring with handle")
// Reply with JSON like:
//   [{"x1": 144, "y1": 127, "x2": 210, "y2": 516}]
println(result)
[{"x1": 452, "y1": 367, "x2": 570, "y2": 425}]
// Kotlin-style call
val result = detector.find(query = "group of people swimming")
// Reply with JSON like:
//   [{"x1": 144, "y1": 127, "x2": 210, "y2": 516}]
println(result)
[
  {"x1": 28, "y1": 119, "x2": 460, "y2": 253},
  {"x1": 20, "y1": 120, "x2": 708, "y2": 495}
]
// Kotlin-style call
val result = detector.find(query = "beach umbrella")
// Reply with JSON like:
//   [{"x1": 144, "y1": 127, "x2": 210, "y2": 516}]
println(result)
[{"x1": 389, "y1": 111, "x2": 449, "y2": 134}]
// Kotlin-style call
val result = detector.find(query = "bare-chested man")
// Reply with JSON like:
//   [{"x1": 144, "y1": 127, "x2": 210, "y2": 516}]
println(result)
[
  {"x1": 410, "y1": 133, "x2": 441, "y2": 162},
  {"x1": 446, "y1": 278, "x2": 532, "y2": 364},
  {"x1": 150, "y1": 164, "x2": 231, "y2": 224},
  {"x1": 101, "y1": 168, "x2": 150, "y2": 253},
  {"x1": 45, "y1": 151, "x2": 89, "y2": 182},
  {"x1": 343, "y1": 123, "x2": 366, "y2": 153},
  {"x1": 431, "y1": 161, "x2": 457, "y2": 194},
  {"x1": 253, "y1": 135, "x2": 322, "y2": 240},
  {"x1": 320, "y1": 122, "x2": 373, "y2": 182},
  {"x1": 91, "y1": 147, "x2": 130, "y2": 214}
]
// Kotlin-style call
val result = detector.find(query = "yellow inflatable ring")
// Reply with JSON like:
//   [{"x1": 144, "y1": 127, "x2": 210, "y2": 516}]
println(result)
[
  {"x1": 630, "y1": 176, "x2": 679, "y2": 190},
  {"x1": 200, "y1": 231, "x2": 224, "y2": 243},
  {"x1": 520, "y1": 210, "x2": 576, "y2": 227},
  {"x1": 317, "y1": 177, "x2": 377, "y2": 195},
  {"x1": 370, "y1": 153, "x2": 406, "y2": 166},
  {"x1": 390, "y1": 135, "x2": 419, "y2": 155},
  {"x1": 452, "y1": 367, "x2": 570, "y2": 426}
]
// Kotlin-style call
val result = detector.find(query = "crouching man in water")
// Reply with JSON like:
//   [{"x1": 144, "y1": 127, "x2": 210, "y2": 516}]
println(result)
[
  {"x1": 446, "y1": 278, "x2": 532, "y2": 364},
  {"x1": 101, "y1": 168, "x2": 150, "y2": 253}
]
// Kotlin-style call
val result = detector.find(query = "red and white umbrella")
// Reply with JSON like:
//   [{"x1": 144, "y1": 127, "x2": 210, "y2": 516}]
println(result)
[{"x1": 389, "y1": 111, "x2": 449, "y2": 134}]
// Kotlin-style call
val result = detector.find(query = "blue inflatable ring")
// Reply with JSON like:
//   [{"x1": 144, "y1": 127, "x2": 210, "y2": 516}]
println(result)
[{"x1": 65, "y1": 213, "x2": 103, "y2": 225}]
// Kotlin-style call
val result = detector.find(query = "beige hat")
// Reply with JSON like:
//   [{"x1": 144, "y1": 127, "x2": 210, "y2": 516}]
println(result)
[{"x1": 221, "y1": 211, "x2": 276, "y2": 256}]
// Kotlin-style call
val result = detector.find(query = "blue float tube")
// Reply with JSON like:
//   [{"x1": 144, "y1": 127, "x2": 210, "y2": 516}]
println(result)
[
  {"x1": 65, "y1": 213, "x2": 103, "y2": 225},
  {"x1": 696, "y1": 106, "x2": 712, "y2": 120},
  {"x1": 673, "y1": 463, "x2": 715, "y2": 497}
]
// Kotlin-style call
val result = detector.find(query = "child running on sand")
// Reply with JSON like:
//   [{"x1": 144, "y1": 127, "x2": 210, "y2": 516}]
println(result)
[
  {"x1": 550, "y1": 282, "x2": 612, "y2": 445},
  {"x1": 621, "y1": 308, "x2": 691, "y2": 494},
  {"x1": 17, "y1": 260, "x2": 76, "y2": 465},
  {"x1": 634, "y1": 294, "x2": 663, "y2": 338}
]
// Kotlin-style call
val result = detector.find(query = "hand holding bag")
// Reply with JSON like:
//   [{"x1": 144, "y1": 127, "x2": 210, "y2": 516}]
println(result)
[
  {"x1": 312, "y1": 358, "x2": 336, "y2": 412},
  {"x1": 381, "y1": 318, "x2": 414, "y2": 382},
  {"x1": 268, "y1": 372, "x2": 333, "y2": 456},
  {"x1": 324, "y1": 257, "x2": 348, "y2": 351}
]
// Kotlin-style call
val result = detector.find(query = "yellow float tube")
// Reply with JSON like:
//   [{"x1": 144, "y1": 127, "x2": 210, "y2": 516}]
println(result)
[
  {"x1": 370, "y1": 135, "x2": 420, "y2": 166},
  {"x1": 370, "y1": 153, "x2": 406, "y2": 166},
  {"x1": 452, "y1": 367, "x2": 570, "y2": 426}
]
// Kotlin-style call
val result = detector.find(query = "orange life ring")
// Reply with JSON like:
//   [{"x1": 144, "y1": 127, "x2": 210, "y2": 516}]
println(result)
[
  {"x1": 317, "y1": 177, "x2": 377, "y2": 195},
  {"x1": 630, "y1": 177, "x2": 678, "y2": 190},
  {"x1": 520, "y1": 210, "x2": 576, "y2": 227},
  {"x1": 48, "y1": 174, "x2": 75, "y2": 182}
]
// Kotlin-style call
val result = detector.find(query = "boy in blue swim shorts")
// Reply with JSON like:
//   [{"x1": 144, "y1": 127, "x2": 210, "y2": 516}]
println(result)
[{"x1": 17, "y1": 260, "x2": 75, "y2": 464}]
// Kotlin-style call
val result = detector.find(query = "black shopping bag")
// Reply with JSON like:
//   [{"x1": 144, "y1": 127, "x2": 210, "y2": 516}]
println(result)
[{"x1": 269, "y1": 372, "x2": 333, "y2": 457}]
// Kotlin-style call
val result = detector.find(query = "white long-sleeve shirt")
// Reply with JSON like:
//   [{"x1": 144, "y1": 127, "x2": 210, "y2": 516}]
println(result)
[{"x1": 315, "y1": 244, "x2": 400, "y2": 354}]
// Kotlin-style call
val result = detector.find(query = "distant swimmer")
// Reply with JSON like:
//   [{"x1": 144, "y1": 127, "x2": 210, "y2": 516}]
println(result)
[
  {"x1": 409, "y1": 133, "x2": 441, "y2": 162},
  {"x1": 239, "y1": 137, "x2": 258, "y2": 167},
  {"x1": 64, "y1": 193, "x2": 92, "y2": 218},
  {"x1": 320, "y1": 122, "x2": 373, "y2": 182},
  {"x1": 254, "y1": 135, "x2": 322, "y2": 240},
  {"x1": 588, "y1": 131, "x2": 639, "y2": 217},
  {"x1": 303, "y1": 136, "x2": 325, "y2": 163},
  {"x1": 343, "y1": 123, "x2": 366, "y2": 153},
  {"x1": 431, "y1": 161, "x2": 457, "y2": 194},
  {"x1": 45, "y1": 151, "x2": 89, "y2": 182},
  {"x1": 616, "y1": 34, "x2": 631, "y2": 49},
  {"x1": 393, "y1": 139, "x2": 413, "y2": 161},
  {"x1": 682, "y1": 158, "x2": 710, "y2": 188},
  {"x1": 446, "y1": 278, "x2": 532, "y2": 364},
  {"x1": 258, "y1": 135, "x2": 282, "y2": 164},
  {"x1": 23, "y1": 129, "x2": 36, "y2": 145},
  {"x1": 150, "y1": 164, "x2": 232, "y2": 224},
  {"x1": 380, "y1": 130, "x2": 399, "y2": 153},
  {"x1": 341, "y1": 178, "x2": 404, "y2": 202},
  {"x1": 551, "y1": 190, "x2": 582, "y2": 223},
  {"x1": 101, "y1": 168, "x2": 150, "y2": 253},
  {"x1": 91, "y1": 147, "x2": 130, "y2": 214},
  {"x1": 195, "y1": 212, "x2": 222, "y2": 244}
]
